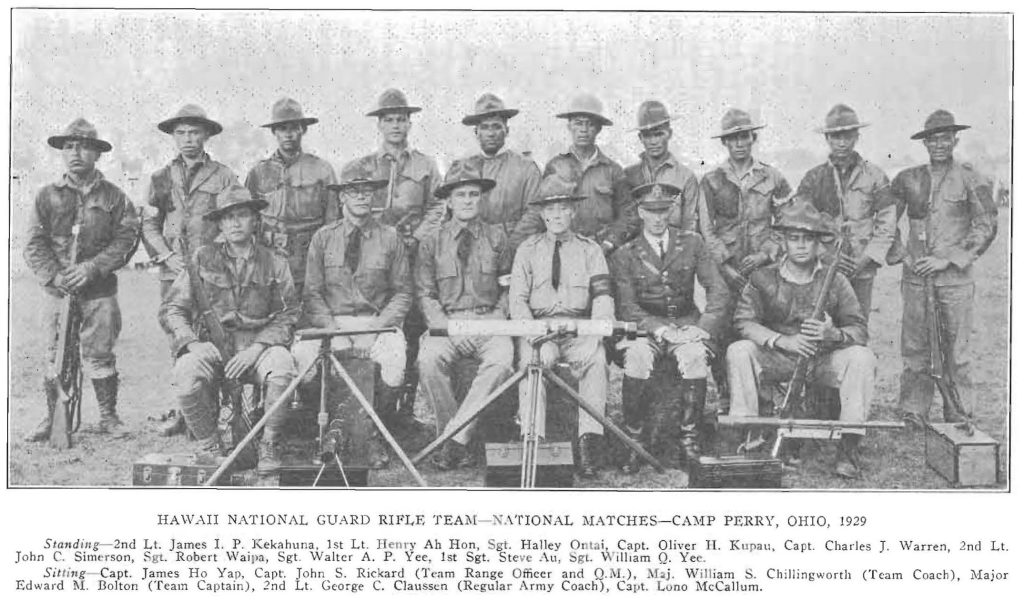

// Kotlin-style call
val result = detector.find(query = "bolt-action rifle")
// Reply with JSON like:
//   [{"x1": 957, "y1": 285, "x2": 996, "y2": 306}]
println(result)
[{"x1": 48, "y1": 225, "x2": 84, "y2": 449}]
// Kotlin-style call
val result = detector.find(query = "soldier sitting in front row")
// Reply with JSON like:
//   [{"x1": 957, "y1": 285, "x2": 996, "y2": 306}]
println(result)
[
  {"x1": 725, "y1": 200, "x2": 875, "y2": 479},
  {"x1": 610, "y1": 183, "x2": 730, "y2": 472},
  {"x1": 508, "y1": 175, "x2": 617, "y2": 479},
  {"x1": 159, "y1": 186, "x2": 299, "y2": 475}
]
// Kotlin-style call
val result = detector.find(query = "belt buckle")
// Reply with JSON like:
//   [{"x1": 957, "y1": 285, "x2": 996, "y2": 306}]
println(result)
[
  {"x1": 474, "y1": 305, "x2": 492, "y2": 315},
  {"x1": 667, "y1": 304, "x2": 679, "y2": 318}
]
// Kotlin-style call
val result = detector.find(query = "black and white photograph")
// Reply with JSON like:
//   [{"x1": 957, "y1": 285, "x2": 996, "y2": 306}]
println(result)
[{"x1": 6, "y1": 9, "x2": 1010, "y2": 493}]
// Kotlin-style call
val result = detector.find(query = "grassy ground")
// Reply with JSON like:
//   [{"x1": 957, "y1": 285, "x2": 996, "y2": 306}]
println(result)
[{"x1": 7, "y1": 210, "x2": 1009, "y2": 489}]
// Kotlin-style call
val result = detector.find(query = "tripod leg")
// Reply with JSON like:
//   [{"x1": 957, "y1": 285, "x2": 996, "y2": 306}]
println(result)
[
  {"x1": 522, "y1": 366, "x2": 543, "y2": 489},
  {"x1": 544, "y1": 368, "x2": 666, "y2": 473},
  {"x1": 203, "y1": 355, "x2": 320, "y2": 487},
  {"x1": 411, "y1": 369, "x2": 526, "y2": 464},
  {"x1": 328, "y1": 354, "x2": 429, "y2": 487}
]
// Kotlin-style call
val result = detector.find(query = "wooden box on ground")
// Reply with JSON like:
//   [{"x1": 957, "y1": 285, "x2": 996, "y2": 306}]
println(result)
[
  {"x1": 133, "y1": 453, "x2": 238, "y2": 487},
  {"x1": 925, "y1": 422, "x2": 999, "y2": 487},
  {"x1": 690, "y1": 455, "x2": 783, "y2": 489},
  {"x1": 484, "y1": 441, "x2": 575, "y2": 488}
]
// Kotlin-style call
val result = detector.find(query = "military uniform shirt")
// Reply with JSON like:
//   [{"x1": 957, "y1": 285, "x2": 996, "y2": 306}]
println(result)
[
  {"x1": 701, "y1": 158, "x2": 791, "y2": 263},
  {"x1": 244, "y1": 151, "x2": 338, "y2": 284},
  {"x1": 303, "y1": 217, "x2": 412, "y2": 328},
  {"x1": 623, "y1": 151, "x2": 708, "y2": 235},
  {"x1": 462, "y1": 149, "x2": 543, "y2": 248},
  {"x1": 415, "y1": 219, "x2": 512, "y2": 326},
  {"x1": 343, "y1": 147, "x2": 442, "y2": 242},
  {"x1": 509, "y1": 231, "x2": 614, "y2": 320},
  {"x1": 25, "y1": 170, "x2": 140, "y2": 300}
]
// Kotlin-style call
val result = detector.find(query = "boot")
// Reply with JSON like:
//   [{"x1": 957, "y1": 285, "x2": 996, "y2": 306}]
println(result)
[
  {"x1": 834, "y1": 434, "x2": 862, "y2": 479},
  {"x1": 679, "y1": 379, "x2": 708, "y2": 466},
  {"x1": 25, "y1": 384, "x2": 58, "y2": 442},
  {"x1": 619, "y1": 376, "x2": 648, "y2": 474},
  {"x1": 94, "y1": 374, "x2": 126, "y2": 436},
  {"x1": 258, "y1": 434, "x2": 283, "y2": 476},
  {"x1": 197, "y1": 433, "x2": 224, "y2": 458},
  {"x1": 577, "y1": 433, "x2": 601, "y2": 479},
  {"x1": 432, "y1": 440, "x2": 472, "y2": 471}
]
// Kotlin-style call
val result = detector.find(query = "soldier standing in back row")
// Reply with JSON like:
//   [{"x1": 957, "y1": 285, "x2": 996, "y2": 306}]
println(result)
[
  {"x1": 457, "y1": 93, "x2": 543, "y2": 249},
  {"x1": 795, "y1": 104, "x2": 896, "y2": 320},
  {"x1": 610, "y1": 183, "x2": 730, "y2": 473},
  {"x1": 343, "y1": 89, "x2": 442, "y2": 435},
  {"x1": 141, "y1": 104, "x2": 239, "y2": 300},
  {"x1": 543, "y1": 93, "x2": 637, "y2": 255},
  {"x1": 889, "y1": 110, "x2": 997, "y2": 429},
  {"x1": 245, "y1": 98, "x2": 338, "y2": 297},
  {"x1": 24, "y1": 119, "x2": 140, "y2": 441},
  {"x1": 622, "y1": 100, "x2": 710, "y2": 236}
]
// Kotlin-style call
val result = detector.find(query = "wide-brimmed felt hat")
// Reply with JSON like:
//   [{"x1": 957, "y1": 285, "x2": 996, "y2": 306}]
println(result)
[
  {"x1": 633, "y1": 182, "x2": 682, "y2": 212},
  {"x1": 366, "y1": 88, "x2": 422, "y2": 118},
  {"x1": 712, "y1": 108, "x2": 766, "y2": 139},
  {"x1": 816, "y1": 104, "x2": 869, "y2": 134},
  {"x1": 158, "y1": 104, "x2": 224, "y2": 136},
  {"x1": 203, "y1": 185, "x2": 268, "y2": 221},
  {"x1": 328, "y1": 163, "x2": 389, "y2": 192},
  {"x1": 528, "y1": 174, "x2": 587, "y2": 206},
  {"x1": 434, "y1": 160, "x2": 496, "y2": 199},
  {"x1": 772, "y1": 198, "x2": 834, "y2": 237},
  {"x1": 555, "y1": 93, "x2": 613, "y2": 127},
  {"x1": 262, "y1": 97, "x2": 318, "y2": 129},
  {"x1": 630, "y1": 100, "x2": 675, "y2": 133},
  {"x1": 911, "y1": 109, "x2": 971, "y2": 140},
  {"x1": 47, "y1": 118, "x2": 112, "y2": 152},
  {"x1": 462, "y1": 93, "x2": 519, "y2": 126}
]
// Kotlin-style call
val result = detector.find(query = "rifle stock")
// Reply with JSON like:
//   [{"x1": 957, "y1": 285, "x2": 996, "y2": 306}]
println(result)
[
  {"x1": 925, "y1": 275, "x2": 973, "y2": 434},
  {"x1": 48, "y1": 225, "x2": 82, "y2": 449}
]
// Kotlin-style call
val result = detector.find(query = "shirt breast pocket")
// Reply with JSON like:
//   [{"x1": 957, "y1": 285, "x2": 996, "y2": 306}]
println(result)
[
  {"x1": 83, "y1": 199, "x2": 116, "y2": 239},
  {"x1": 357, "y1": 259, "x2": 390, "y2": 297},
  {"x1": 942, "y1": 188, "x2": 970, "y2": 218},
  {"x1": 196, "y1": 269, "x2": 234, "y2": 313},
  {"x1": 435, "y1": 257, "x2": 461, "y2": 304}
]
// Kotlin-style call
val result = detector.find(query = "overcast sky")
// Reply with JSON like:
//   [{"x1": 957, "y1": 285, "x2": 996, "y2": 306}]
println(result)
[{"x1": 10, "y1": 10, "x2": 1011, "y2": 220}]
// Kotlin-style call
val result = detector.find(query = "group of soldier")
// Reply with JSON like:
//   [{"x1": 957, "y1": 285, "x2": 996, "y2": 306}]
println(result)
[{"x1": 23, "y1": 87, "x2": 998, "y2": 483}]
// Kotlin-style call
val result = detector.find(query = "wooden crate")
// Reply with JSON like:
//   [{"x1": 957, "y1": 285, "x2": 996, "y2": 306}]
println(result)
[
  {"x1": 925, "y1": 422, "x2": 999, "y2": 487},
  {"x1": 484, "y1": 441, "x2": 575, "y2": 488},
  {"x1": 690, "y1": 455, "x2": 783, "y2": 489},
  {"x1": 132, "y1": 453, "x2": 236, "y2": 487}
]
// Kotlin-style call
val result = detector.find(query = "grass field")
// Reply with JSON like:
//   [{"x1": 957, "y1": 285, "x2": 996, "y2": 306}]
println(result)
[{"x1": 7, "y1": 210, "x2": 1009, "y2": 489}]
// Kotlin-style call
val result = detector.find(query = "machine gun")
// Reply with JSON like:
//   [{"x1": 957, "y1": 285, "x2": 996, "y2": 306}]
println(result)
[
  {"x1": 48, "y1": 225, "x2": 84, "y2": 449},
  {"x1": 179, "y1": 238, "x2": 257, "y2": 467}
]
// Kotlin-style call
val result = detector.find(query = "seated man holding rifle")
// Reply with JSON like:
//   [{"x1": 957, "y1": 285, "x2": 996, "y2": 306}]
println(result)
[
  {"x1": 159, "y1": 185, "x2": 299, "y2": 476},
  {"x1": 415, "y1": 161, "x2": 515, "y2": 470},
  {"x1": 509, "y1": 174, "x2": 617, "y2": 479},
  {"x1": 610, "y1": 183, "x2": 730, "y2": 472},
  {"x1": 725, "y1": 199, "x2": 875, "y2": 479},
  {"x1": 294, "y1": 165, "x2": 413, "y2": 469}
]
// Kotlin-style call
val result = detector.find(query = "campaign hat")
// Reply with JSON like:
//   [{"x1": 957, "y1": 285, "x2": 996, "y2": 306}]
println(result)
[
  {"x1": 158, "y1": 104, "x2": 224, "y2": 136},
  {"x1": 47, "y1": 118, "x2": 112, "y2": 152},
  {"x1": 910, "y1": 109, "x2": 971, "y2": 140},
  {"x1": 366, "y1": 88, "x2": 422, "y2": 117},
  {"x1": 261, "y1": 97, "x2": 319, "y2": 129},
  {"x1": 462, "y1": 93, "x2": 520, "y2": 125},
  {"x1": 555, "y1": 93, "x2": 613, "y2": 127},
  {"x1": 203, "y1": 185, "x2": 268, "y2": 221}
]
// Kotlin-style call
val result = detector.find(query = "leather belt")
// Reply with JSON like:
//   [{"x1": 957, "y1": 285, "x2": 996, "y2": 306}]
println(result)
[
  {"x1": 448, "y1": 305, "x2": 496, "y2": 315},
  {"x1": 639, "y1": 299, "x2": 692, "y2": 318}
]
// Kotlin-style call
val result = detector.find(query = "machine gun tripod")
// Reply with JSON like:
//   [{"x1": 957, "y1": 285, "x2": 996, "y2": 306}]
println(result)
[
  {"x1": 410, "y1": 319, "x2": 666, "y2": 488},
  {"x1": 203, "y1": 327, "x2": 428, "y2": 487}
]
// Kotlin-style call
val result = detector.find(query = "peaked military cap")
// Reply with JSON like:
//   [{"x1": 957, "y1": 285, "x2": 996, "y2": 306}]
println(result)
[
  {"x1": 328, "y1": 163, "x2": 389, "y2": 192},
  {"x1": 262, "y1": 97, "x2": 319, "y2": 129},
  {"x1": 47, "y1": 118, "x2": 112, "y2": 152},
  {"x1": 528, "y1": 174, "x2": 587, "y2": 206},
  {"x1": 366, "y1": 88, "x2": 422, "y2": 117},
  {"x1": 204, "y1": 185, "x2": 268, "y2": 221},
  {"x1": 435, "y1": 160, "x2": 497, "y2": 198},
  {"x1": 712, "y1": 108, "x2": 766, "y2": 139},
  {"x1": 462, "y1": 93, "x2": 519, "y2": 125},
  {"x1": 158, "y1": 104, "x2": 224, "y2": 136},
  {"x1": 816, "y1": 104, "x2": 869, "y2": 134},
  {"x1": 633, "y1": 182, "x2": 682, "y2": 212},
  {"x1": 555, "y1": 93, "x2": 613, "y2": 127},
  {"x1": 911, "y1": 109, "x2": 971, "y2": 140}
]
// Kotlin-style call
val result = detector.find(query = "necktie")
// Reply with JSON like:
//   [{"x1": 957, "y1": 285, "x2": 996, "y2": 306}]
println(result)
[
  {"x1": 658, "y1": 239, "x2": 665, "y2": 259},
  {"x1": 346, "y1": 227, "x2": 362, "y2": 273},
  {"x1": 551, "y1": 240, "x2": 562, "y2": 290},
  {"x1": 456, "y1": 228, "x2": 472, "y2": 265}
]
